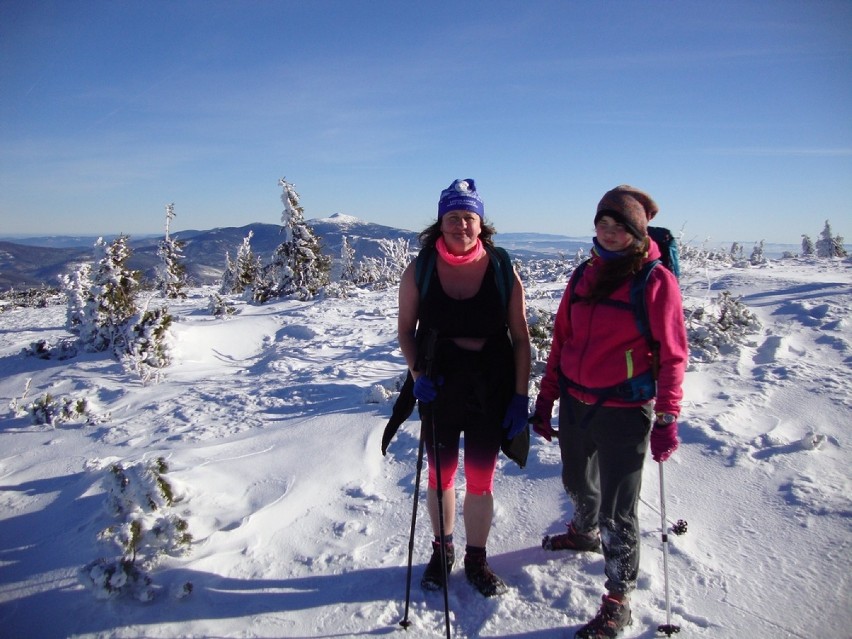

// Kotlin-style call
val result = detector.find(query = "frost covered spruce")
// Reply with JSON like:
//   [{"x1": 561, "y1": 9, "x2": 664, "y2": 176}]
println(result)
[
  {"x1": 81, "y1": 457, "x2": 192, "y2": 602},
  {"x1": 156, "y1": 203, "x2": 189, "y2": 300},
  {"x1": 61, "y1": 235, "x2": 174, "y2": 380}
]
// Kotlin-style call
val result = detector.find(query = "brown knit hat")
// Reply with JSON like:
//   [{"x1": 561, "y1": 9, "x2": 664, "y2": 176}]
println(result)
[{"x1": 595, "y1": 185, "x2": 659, "y2": 239}]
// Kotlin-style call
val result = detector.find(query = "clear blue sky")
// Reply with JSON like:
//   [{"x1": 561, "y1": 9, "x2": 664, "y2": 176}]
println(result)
[{"x1": 1, "y1": 0, "x2": 850, "y2": 244}]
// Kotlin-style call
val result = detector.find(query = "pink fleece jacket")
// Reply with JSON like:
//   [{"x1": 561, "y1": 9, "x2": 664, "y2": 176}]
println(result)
[{"x1": 539, "y1": 240, "x2": 687, "y2": 416}]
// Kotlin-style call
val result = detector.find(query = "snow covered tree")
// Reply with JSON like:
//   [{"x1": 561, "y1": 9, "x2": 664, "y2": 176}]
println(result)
[
  {"x1": 75, "y1": 236, "x2": 140, "y2": 353},
  {"x1": 219, "y1": 251, "x2": 236, "y2": 295},
  {"x1": 125, "y1": 305, "x2": 173, "y2": 380},
  {"x1": 353, "y1": 238, "x2": 411, "y2": 290},
  {"x1": 62, "y1": 262, "x2": 92, "y2": 332},
  {"x1": 833, "y1": 233, "x2": 849, "y2": 258},
  {"x1": 815, "y1": 220, "x2": 848, "y2": 258},
  {"x1": 64, "y1": 237, "x2": 173, "y2": 377},
  {"x1": 221, "y1": 231, "x2": 262, "y2": 295},
  {"x1": 266, "y1": 178, "x2": 330, "y2": 300},
  {"x1": 750, "y1": 240, "x2": 766, "y2": 265},
  {"x1": 340, "y1": 235, "x2": 357, "y2": 284},
  {"x1": 157, "y1": 203, "x2": 188, "y2": 299},
  {"x1": 729, "y1": 242, "x2": 744, "y2": 262},
  {"x1": 801, "y1": 234, "x2": 815, "y2": 256}
]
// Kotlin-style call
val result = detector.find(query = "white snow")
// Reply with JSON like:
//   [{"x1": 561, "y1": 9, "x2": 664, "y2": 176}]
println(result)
[{"x1": 1, "y1": 255, "x2": 850, "y2": 638}]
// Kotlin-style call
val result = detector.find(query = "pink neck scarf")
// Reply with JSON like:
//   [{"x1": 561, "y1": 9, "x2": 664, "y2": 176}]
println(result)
[{"x1": 435, "y1": 236, "x2": 485, "y2": 266}]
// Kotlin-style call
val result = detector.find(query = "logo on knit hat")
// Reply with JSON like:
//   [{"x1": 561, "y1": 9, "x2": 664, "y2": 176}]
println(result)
[{"x1": 438, "y1": 178, "x2": 484, "y2": 218}]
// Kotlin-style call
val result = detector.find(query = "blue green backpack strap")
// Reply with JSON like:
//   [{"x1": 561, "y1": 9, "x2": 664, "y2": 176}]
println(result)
[
  {"x1": 414, "y1": 246, "x2": 437, "y2": 301},
  {"x1": 485, "y1": 245, "x2": 514, "y2": 309}
]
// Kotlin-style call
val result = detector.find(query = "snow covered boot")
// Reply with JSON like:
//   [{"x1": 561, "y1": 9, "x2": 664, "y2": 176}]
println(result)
[
  {"x1": 463, "y1": 546, "x2": 508, "y2": 597},
  {"x1": 542, "y1": 522, "x2": 602, "y2": 552},
  {"x1": 420, "y1": 540, "x2": 454, "y2": 591},
  {"x1": 574, "y1": 595, "x2": 632, "y2": 638}
]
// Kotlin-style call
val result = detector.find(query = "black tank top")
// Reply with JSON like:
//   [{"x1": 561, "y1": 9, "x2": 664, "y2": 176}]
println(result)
[{"x1": 418, "y1": 261, "x2": 508, "y2": 339}]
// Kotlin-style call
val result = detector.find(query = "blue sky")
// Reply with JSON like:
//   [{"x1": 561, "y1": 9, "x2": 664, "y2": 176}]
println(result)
[{"x1": 1, "y1": 0, "x2": 850, "y2": 244}]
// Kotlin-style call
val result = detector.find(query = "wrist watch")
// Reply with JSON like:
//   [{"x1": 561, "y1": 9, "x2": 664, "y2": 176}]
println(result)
[{"x1": 655, "y1": 412, "x2": 676, "y2": 426}]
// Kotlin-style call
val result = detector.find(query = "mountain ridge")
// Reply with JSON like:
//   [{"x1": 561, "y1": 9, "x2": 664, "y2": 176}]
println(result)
[{"x1": 0, "y1": 214, "x2": 800, "y2": 290}]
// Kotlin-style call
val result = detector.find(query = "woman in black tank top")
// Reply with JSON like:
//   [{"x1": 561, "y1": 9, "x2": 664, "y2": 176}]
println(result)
[{"x1": 396, "y1": 179, "x2": 531, "y2": 598}]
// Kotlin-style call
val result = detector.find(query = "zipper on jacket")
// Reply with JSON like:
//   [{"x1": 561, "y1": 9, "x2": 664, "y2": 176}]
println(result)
[{"x1": 625, "y1": 349, "x2": 634, "y2": 379}]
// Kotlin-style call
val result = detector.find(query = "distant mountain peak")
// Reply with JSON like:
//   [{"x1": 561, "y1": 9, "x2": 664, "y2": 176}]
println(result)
[{"x1": 314, "y1": 213, "x2": 362, "y2": 225}]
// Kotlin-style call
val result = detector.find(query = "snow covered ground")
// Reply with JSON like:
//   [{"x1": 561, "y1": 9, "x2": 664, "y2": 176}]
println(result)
[{"x1": 0, "y1": 254, "x2": 850, "y2": 638}]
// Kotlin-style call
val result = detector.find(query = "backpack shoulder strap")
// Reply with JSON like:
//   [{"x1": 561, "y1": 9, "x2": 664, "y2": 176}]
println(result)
[
  {"x1": 568, "y1": 259, "x2": 591, "y2": 303},
  {"x1": 629, "y1": 259, "x2": 661, "y2": 343},
  {"x1": 484, "y1": 245, "x2": 514, "y2": 309},
  {"x1": 414, "y1": 246, "x2": 437, "y2": 301}
]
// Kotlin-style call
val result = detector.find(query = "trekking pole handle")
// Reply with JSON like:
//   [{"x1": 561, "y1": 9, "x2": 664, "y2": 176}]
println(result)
[{"x1": 423, "y1": 329, "x2": 439, "y2": 377}]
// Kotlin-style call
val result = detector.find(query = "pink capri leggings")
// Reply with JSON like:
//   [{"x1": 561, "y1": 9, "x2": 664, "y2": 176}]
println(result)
[{"x1": 424, "y1": 425, "x2": 501, "y2": 495}]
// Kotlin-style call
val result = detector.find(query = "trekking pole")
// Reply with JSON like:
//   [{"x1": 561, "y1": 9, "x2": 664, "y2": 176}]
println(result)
[
  {"x1": 399, "y1": 428, "x2": 425, "y2": 630},
  {"x1": 657, "y1": 461, "x2": 681, "y2": 636},
  {"x1": 422, "y1": 329, "x2": 451, "y2": 639},
  {"x1": 432, "y1": 411, "x2": 451, "y2": 639}
]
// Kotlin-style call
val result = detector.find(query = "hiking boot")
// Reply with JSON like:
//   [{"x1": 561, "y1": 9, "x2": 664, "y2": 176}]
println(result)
[
  {"x1": 574, "y1": 595, "x2": 632, "y2": 638},
  {"x1": 420, "y1": 541, "x2": 454, "y2": 591},
  {"x1": 464, "y1": 550, "x2": 508, "y2": 597},
  {"x1": 542, "y1": 522, "x2": 602, "y2": 552}
]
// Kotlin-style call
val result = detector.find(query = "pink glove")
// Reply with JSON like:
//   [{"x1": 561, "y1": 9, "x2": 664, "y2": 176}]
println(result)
[
  {"x1": 531, "y1": 396, "x2": 556, "y2": 442},
  {"x1": 650, "y1": 422, "x2": 679, "y2": 462}
]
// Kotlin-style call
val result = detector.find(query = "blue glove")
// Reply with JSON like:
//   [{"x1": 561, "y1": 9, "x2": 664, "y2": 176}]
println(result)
[
  {"x1": 413, "y1": 375, "x2": 441, "y2": 403},
  {"x1": 502, "y1": 393, "x2": 529, "y2": 439}
]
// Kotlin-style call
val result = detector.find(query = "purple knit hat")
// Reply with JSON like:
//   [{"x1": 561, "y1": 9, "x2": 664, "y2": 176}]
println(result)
[
  {"x1": 595, "y1": 185, "x2": 659, "y2": 238},
  {"x1": 438, "y1": 179, "x2": 484, "y2": 218}
]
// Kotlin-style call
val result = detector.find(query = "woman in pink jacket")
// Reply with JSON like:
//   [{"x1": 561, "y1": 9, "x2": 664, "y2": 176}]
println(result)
[{"x1": 532, "y1": 185, "x2": 687, "y2": 639}]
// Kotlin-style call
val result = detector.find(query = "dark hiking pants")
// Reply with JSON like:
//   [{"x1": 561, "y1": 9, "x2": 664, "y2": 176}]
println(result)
[{"x1": 558, "y1": 394, "x2": 653, "y2": 595}]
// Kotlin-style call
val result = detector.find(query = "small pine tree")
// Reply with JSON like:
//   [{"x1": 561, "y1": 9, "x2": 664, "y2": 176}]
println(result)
[
  {"x1": 340, "y1": 235, "x2": 357, "y2": 284},
  {"x1": 232, "y1": 231, "x2": 262, "y2": 294},
  {"x1": 814, "y1": 220, "x2": 848, "y2": 258},
  {"x1": 750, "y1": 240, "x2": 766, "y2": 265},
  {"x1": 77, "y1": 236, "x2": 140, "y2": 353},
  {"x1": 801, "y1": 234, "x2": 815, "y2": 256},
  {"x1": 125, "y1": 305, "x2": 173, "y2": 378},
  {"x1": 268, "y1": 177, "x2": 331, "y2": 300},
  {"x1": 63, "y1": 262, "x2": 92, "y2": 332},
  {"x1": 219, "y1": 250, "x2": 236, "y2": 294},
  {"x1": 157, "y1": 203, "x2": 188, "y2": 299},
  {"x1": 729, "y1": 242, "x2": 744, "y2": 261},
  {"x1": 815, "y1": 221, "x2": 835, "y2": 258},
  {"x1": 831, "y1": 233, "x2": 848, "y2": 258}
]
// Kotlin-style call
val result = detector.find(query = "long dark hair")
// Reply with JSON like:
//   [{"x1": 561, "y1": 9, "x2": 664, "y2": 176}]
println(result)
[
  {"x1": 418, "y1": 218, "x2": 498, "y2": 249},
  {"x1": 582, "y1": 236, "x2": 650, "y2": 303}
]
